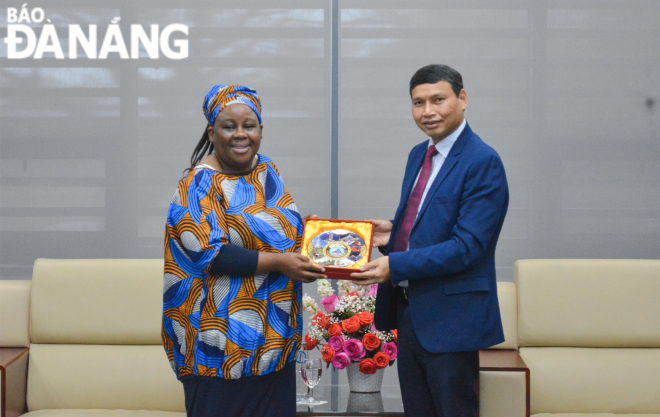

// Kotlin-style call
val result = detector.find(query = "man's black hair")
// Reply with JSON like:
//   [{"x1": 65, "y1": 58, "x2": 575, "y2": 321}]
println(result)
[{"x1": 409, "y1": 64, "x2": 463, "y2": 97}]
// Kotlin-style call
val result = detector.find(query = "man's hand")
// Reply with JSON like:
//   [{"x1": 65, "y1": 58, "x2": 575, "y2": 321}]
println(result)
[
  {"x1": 371, "y1": 219, "x2": 393, "y2": 248},
  {"x1": 351, "y1": 256, "x2": 391, "y2": 285}
]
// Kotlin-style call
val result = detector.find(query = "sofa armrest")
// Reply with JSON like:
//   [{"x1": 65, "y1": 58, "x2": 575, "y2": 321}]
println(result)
[
  {"x1": 1, "y1": 348, "x2": 28, "y2": 417},
  {"x1": 479, "y1": 350, "x2": 530, "y2": 417}
]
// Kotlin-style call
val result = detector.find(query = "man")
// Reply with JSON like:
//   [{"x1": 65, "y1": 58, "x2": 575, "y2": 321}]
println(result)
[{"x1": 352, "y1": 64, "x2": 509, "y2": 417}]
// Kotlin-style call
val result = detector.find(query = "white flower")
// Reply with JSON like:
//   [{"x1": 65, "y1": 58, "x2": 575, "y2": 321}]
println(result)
[
  {"x1": 337, "y1": 280, "x2": 355, "y2": 297},
  {"x1": 375, "y1": 331, "x2": 391, "y2": 343},
  {"x1": 302, "y1": 294, "x2": 319, "y2": 315},
  {"x1": 316, "y1": 278, "x2": 335, "y2": 297},
  {"x1": 308, "y1": 325, "x2": 326, "y2": 342}
]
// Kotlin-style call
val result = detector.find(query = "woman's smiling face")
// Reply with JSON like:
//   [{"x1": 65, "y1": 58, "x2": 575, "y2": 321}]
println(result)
[{"x1": 208, "y1": 103, "x2": 262, "y2": 173}]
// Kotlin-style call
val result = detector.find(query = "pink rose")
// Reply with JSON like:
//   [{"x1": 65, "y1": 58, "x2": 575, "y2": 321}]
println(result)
[
  {"x1": 381, "y1": 342, "x2": 397, "y2": 360},
  {"x1": 344, "y1": 339, "x2": 366, "y2": 361},
  {"x1": 331, "y1": 352, "x2": 351, "y2": 370},
  {"x1": 367, "y1": 285, "x2": 378, "y2": 297},
  {"x1": 328, "y1": 336, "x2": 345, "y2": 352},
  {"x1": 321, "y1": 295, "x2": 340, "y2": 313}
]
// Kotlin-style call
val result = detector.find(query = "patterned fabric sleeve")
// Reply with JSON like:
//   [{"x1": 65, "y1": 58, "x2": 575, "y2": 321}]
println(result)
[{"x1": 168, "y1": 169, "x2": 229, "y2": 277}]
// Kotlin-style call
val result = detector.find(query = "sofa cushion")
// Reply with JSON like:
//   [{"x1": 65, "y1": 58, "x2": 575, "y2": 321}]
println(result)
[
  {"x1": 30, "y1": 259, "x2": 163, "y2": 345},
  {"x1": 489, "y1": 282, "x2": 518, "y2": 349},
  {"x1": 520, "y1": 347, "x2": 660, "y2": 414},
  {"x1": 23, "y1": 411, "x2": 185, "y2": 417},
  {"x1": 515, "y1": 259, "x2": 660, "y2": 347},
  {"x1": 0, "y1": 280, "x2": 31, "y2": 347},
  {"x1": 27, "y1": 344, "x2": 184, "y2": 412}
]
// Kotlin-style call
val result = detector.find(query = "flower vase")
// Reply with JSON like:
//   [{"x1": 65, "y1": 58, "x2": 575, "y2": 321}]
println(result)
[
  {"x1": 346, "y1": 392, "x2": 385, "y2": 413},
  {"x1": 346, "y1": 364, "x2": 384, "y2": 393}
]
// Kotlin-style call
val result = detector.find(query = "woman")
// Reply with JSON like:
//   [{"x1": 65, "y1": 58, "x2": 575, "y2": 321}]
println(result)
[{"x1": 162, "y1": 85, "x2": 325, "y2": 417}]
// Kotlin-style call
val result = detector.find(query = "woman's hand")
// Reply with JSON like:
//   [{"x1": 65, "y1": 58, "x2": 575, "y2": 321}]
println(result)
[
  {"x1": 278, "y1": 253, "x2": 326, "y2": 283},
  {"x1": 257, "y1": 252, "x2": 325, "y2": 283},
  {"x1": 302, "y1": 214, "x2": 318, "y2": 223},
  {"x1": 371, "y1": 219, "x2": 393, "y2": 248}
]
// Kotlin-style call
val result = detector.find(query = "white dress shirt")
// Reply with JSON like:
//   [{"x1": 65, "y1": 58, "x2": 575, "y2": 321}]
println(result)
[{"x1": 399, "y1": 119, "x2": 466, "y2": 288}]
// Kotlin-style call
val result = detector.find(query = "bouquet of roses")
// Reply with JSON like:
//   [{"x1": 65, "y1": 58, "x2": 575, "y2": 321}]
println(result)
[{"x1": 302, "y1": 279, "x2": 398, "y2": 375}]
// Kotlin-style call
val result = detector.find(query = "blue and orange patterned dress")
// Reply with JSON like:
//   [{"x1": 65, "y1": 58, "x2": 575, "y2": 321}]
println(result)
[{"x1": 162, "y1": 155, "x2": 303, "y2": 380}]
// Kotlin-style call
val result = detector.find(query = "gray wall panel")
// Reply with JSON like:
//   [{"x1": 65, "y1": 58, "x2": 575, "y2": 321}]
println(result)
[
  {"x1": 337, "y1": 0, "x2": 660, "y2": 281},
  {"x1": 0, "y1": 1, "x2": 331, "y2": 279},
  {"x1": 1, "y1": 0, "x2": 659, "y2": 286}
]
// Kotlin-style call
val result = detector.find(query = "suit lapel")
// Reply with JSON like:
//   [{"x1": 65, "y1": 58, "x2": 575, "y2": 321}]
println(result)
[{"x1": 412, "y1": 123, "x2": 473, "y2": 229}]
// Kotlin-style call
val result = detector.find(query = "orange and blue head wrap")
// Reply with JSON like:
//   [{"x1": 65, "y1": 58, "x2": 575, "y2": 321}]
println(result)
[{"x1": 203, "y1": 84, "x2": 262, "y2": 126}]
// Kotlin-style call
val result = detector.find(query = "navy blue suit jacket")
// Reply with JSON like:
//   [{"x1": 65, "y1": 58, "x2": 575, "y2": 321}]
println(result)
[{"x1": 374, "y1": 122, "x2": 508, "y2": 353}]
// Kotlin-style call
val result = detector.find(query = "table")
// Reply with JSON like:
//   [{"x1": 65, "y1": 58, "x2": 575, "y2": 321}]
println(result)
[
  {"x1": 296, "y1": 381, "x2": 404, "y2": 416},
  {"x1": 296, "y1": 350, "x2": 530, "y2": 417}
]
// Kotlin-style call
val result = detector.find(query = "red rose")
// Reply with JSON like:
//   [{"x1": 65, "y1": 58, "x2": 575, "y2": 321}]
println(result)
[
  {"x1": 355, "y1": 312, "x2": 374, "y2": 326},
  {"x1": 373, "y1": 352, "x2": 390, "y2": 369},
  {"x1": 328, "y1": 323, "x2": 343, "y2": 337},
  {"x1": 357, "y1": 358, "x2": 377, "y2": 375},
  {"x1": 342, "y1": 316, "x2": 361, "y2": 334},
  {"x1": 304, "y1": 333, "x2": 318, "y2": 350},
  {"x1": 312, "y1": 312, "x2": 330, "y2": 329},
  {"x1": 362, "y1": 333, "x2": 381, "y2": 351},
  {"x1": 344, "y1": 291, "x2": 359, "y2": 299},
  {"x1": 321, "y1": 345, "x2": 335, "y2": 363},
  {"x1": 391, "y1": 329, "x2": 398, "y2": 343}
]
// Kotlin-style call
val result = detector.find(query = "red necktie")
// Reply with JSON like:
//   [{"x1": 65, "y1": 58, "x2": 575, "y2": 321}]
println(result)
[{"x1": 393, "y1": 145, "x2": 439, "y2": 252}]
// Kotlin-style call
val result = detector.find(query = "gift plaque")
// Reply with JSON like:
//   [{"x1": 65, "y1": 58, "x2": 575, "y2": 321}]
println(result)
[{"x1": 301, "y1": 219, "x2": 374, "y2": 280}]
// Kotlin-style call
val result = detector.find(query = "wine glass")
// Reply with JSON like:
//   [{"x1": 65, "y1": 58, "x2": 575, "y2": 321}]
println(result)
[
  {"x1": 300, "y1": 357, "x2": 326, "y2": 405},
  {"x1": 295, "y1": 342, "x2": 309, "y2": 403}
]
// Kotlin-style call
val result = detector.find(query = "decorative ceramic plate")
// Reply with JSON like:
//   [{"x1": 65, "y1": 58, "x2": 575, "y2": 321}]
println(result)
[{"x1": 306, "y1": 229, "x2": 367, "y2": 268}]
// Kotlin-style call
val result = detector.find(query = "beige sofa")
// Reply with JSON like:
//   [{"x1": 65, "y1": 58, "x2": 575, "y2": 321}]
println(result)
[
  {"x1": 1, "y1": 259, "x2": 528, "y2": 417},
  {"x1": 1, "y1": 259, "x2": 184, "y2": 417},
  {"x1": 515, "y1": 259, "x2": 660, "y2": 417}
]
